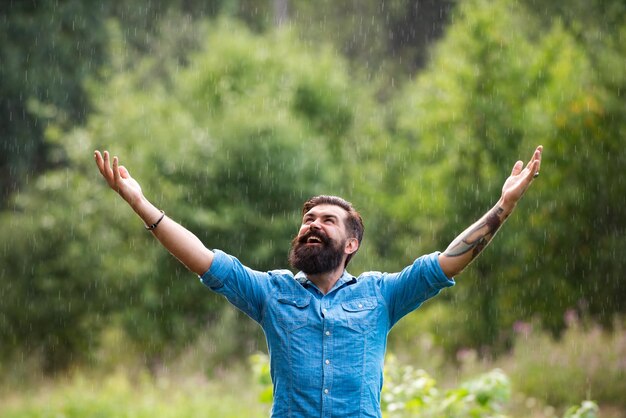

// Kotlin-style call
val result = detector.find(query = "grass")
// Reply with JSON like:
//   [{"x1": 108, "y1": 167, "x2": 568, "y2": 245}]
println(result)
[
  {"x1": 0, "y1": 368, "x2": 268, "y2": 418},
  {"x1": 1, "y1": 315, "x2": 624, "y2": 417},
  {"x1": 448, "y1": 316, "x2": 626, "y2": 417}
]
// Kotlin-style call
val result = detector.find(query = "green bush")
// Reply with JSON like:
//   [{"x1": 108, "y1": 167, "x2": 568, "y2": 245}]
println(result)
[
  {"x1": 391, "y1": 305, "x2": 626, "y2": 413},
  {"x1": 502, "y1": 317, "x2": 626, "y2": 409},
  {"x1": 382, "y1": 356, "x2": 512, "y2": 418}
]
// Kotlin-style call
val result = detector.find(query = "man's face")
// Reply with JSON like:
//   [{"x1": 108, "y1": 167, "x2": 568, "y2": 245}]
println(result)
[{"x1": 288, "y1": 204, "x2": 355, "y2": 275}]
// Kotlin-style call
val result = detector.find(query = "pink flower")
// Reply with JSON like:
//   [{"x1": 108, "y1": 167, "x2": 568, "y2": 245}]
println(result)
[{"x1": 513, "y1": 321, "x2": 532, "y2": 336}]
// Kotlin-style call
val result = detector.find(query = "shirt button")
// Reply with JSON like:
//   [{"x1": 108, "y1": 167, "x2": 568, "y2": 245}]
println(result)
[
  {"x1": 325, "y1": 359, "x2": 330, "y2": 365},
  {"x1": 322, "y1": 308, "x2": 328, "y2": 313},
  {"x1": 358, "y1": 303, "x2": 363, "y2": 308},
  {"x1": 324, "y1": 389, "x2": 329, "y2": 394},
  {"x1": 325, "y1": 331, "x2": 330, "y2": 336}
]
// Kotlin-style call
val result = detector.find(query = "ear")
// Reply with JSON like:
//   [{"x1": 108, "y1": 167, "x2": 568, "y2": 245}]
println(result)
[{"x1": 345, "y1": 237, "x2": 359, "y2": 255}]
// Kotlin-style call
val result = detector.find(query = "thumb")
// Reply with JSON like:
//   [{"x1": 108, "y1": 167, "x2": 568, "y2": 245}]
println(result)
[{"x1": 118, "y1": 165, "x2": 131, "y2": 179}]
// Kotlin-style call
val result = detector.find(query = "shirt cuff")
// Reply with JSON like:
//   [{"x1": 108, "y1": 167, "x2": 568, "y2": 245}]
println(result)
[
  {"x1": 199, "y1": 249, "x2": 231, "y2": 290},
  {"x1": 427, "y1": 251, "x2": 455, "y2": 288}
]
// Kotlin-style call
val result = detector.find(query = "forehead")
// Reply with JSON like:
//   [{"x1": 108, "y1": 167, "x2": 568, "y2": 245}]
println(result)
[{"x1": 303, "y1": 204, "x2": 349, "y2": 221}]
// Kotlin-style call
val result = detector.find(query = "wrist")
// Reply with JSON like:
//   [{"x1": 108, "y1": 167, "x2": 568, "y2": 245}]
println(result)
[
  {"x1": 145, "y1": 210, "x2": 165, "y2": 230},
  {"x1": 131, "y1": 197, "x2": 161, "y2": 225},
  {"x1": 496, "y1": 197, "x2": 516, "y2": 217}
]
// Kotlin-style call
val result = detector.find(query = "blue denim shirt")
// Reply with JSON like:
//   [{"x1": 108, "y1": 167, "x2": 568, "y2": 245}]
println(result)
[{"x1": 200, "y1": 250, "x2": 454, "y2": 418}]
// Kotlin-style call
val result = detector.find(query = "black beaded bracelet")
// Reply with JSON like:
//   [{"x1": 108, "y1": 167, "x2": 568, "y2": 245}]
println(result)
[{"x1": 145, "y1": 210, "x2": 165, "y2": 230}]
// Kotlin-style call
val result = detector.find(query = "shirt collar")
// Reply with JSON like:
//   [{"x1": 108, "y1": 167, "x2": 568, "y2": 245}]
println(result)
[{"x1": 295, "y1": 270, "x2": 357, "y2": 289}]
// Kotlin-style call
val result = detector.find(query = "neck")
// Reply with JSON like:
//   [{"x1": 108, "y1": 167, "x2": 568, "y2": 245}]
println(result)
[{"x1": 305, "y1": 265, "x2": 345, "y2": 294}]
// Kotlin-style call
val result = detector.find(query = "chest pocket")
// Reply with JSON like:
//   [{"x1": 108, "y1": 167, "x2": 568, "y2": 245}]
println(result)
[
  {"x1": 341, "y1": 297, "x2": 379, "y2": 334},
  {"x1": 275, "y1": 294, "x2": 311, "y2": 331}
]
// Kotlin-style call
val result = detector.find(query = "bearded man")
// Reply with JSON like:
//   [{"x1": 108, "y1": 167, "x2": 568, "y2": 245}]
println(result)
[{"x1": 94, "y1": 146, "x2": 542, "y2": 418}]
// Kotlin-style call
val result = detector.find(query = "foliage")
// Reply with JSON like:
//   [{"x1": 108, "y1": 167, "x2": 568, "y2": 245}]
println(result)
[
  {"x1": 389, "y1": 306, "x2": 626, "y2": 412},
  {"x1": 382, "y1": 356, "x2": 511, "y2": 418},
  {"x1": 0, "y1": 0, "x2": 226, "y2": 204},
  {"x1": 379, "y1": 0, "x2": 626, "y2": 354},
  {"x1": 249, "y1": 352, "x2": 274, "y2": 404},
  {"x1": 0, "y1": 0, "x2": 453, "y2": 205},
  {"x1": 0, "y1": 18, "x2": 374, "y2": 370},
  {"x1": 0, "y1": 7, "x2": 625, "y2": 418},
  {"x1": 0, "y1": 162, "x2": 154, "y2": 371},
  {"x1": 0, "y1": 355, "x2": 601, "y2": 418},
  {"x1": 563, "y1": 402, "x2": 600, "y2": 418},
  {"x1": 500, "y1": 316, "x2": 626, "y2": 409},
  {"x1": 290, "y1": 0, "x2": 454, "y2": 76},
  {"x1": 0, "y1": 0, "x2": 107, "y2": 202}
]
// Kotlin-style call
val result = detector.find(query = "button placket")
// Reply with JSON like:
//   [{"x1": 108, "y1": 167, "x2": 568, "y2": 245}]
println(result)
[{"x1": 320, "y1": 302, "x2": 333, "y2": 417}]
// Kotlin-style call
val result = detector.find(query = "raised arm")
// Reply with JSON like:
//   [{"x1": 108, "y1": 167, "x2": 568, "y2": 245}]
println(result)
[
  {"x1": 94, "y1": 150, "x2": 214, "y2": 276},
  {"x1": 438, "y1": 145, "x2": 543, "y2": 278}
]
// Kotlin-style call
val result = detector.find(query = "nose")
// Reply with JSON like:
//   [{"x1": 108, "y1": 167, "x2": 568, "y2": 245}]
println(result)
[{"x1": 309, "y1": 218, "x2": 322, "y2": 230}]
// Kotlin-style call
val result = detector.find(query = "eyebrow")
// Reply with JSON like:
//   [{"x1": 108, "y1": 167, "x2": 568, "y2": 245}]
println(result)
[{"x1": 303, "y1": 211, "x2": 340, "y2": 222}]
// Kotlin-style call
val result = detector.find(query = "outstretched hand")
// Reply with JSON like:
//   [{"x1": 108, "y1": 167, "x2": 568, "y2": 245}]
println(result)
[
  {"x1": 94, "y1": 150, "x2": 144, "y2": 206},
  {"x1": 500, "y1": 145, "x2": 542, "y2": 207}
]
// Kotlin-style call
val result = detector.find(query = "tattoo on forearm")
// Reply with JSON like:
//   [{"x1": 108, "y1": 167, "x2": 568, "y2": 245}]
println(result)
[{"x1": 443, "y1": 207, "x2": 505, "y2": 259}]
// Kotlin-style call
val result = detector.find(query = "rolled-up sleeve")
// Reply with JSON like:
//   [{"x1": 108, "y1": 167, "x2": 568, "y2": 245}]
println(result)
[
  {"x1": 199, "y1": 250, "x2": 270, "y2": 323},
  {"x1": 379, "y1": 251, "x2": 455, "y2": 327}
]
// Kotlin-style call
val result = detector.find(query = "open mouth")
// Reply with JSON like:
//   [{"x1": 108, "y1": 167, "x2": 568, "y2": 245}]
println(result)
[
  {"x1": 299, "y1": 232, "x2": 327, "y2": 245},
  {"x1": 306, "y1": 236, "x2": 323, "y2": 245}
]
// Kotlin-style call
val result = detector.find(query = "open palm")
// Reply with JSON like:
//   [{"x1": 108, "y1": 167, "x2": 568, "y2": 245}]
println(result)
[
  {"x1": 501, "y1": 146, "x2": 542, "y2": 206},
  {"x1": 94, "y1": 150, "x2": 144, "y2": 206}
]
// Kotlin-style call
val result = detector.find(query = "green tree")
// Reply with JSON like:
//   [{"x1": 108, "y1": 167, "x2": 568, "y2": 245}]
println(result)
[
  {"x1": 0, "y1": 0, "x2": 227, "y2": 206},
  {"x1": 386, "y1": 0, "x2": 626, "y2": 354},
  {"x1": 0, "y1": 0, "x2": 108, "y2": 203},
  {"x1": 0, "y1": 20, "x2": 372, "y2": 372},
  {"x1": 289, "y1": 0, "x2": 454, "y2": 76},
  {"x1": 0, "y1": 0, "x2": 456, "y2": 208}
]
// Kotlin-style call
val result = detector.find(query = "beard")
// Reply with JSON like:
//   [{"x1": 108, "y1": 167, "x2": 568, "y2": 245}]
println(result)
[{"x1": 288, "y1": 230, "x2": 346, "y2": 275}]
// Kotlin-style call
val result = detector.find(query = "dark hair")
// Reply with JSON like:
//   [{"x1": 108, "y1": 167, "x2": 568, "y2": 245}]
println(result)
[{"x1": 301, "y1": 195, "x2": 364, "y2": 267}]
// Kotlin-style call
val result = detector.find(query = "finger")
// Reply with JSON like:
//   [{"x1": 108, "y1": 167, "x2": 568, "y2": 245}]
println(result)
[
  {"x1": 96, "y1": 150, "x2": 111, "y2": 179},
  {"x1": 526, "y1": 159, "x2": 540, "y2": 181},
  {"x1": 526, "y1": 145, "x2": 542, "y2": 169},
  {"x1": 534, "y1": 145, "x2": 543, "y2": 174},
  {"x1": 103, "y1": 151, "x2": 114, "y2": 180},
  {"x1": 510, "y1": 160, "x2": 523, "y2": 177},
  {"x1": 113, "y1": 156, "x2": 121, "y2": 186},
  {"x1": 525, "y1": 146, "x2": 542, "y2": 179},
  {"x1": 94, "y1": 150, "x2": 106, "y2": 175}
]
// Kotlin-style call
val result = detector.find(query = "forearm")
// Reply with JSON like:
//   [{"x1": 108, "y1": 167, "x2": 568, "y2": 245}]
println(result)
[
  {"x1": 438, "y1": 198, "x2": 514, "y2": 278},
  {"x1": 131, "y1": 197, "x2": 214, "y2": 276}
]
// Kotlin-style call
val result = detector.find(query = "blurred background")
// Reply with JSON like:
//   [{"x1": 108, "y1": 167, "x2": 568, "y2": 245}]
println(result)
[{"x1": 0, "y1": 0, "x2": 624, "y2": 416}]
